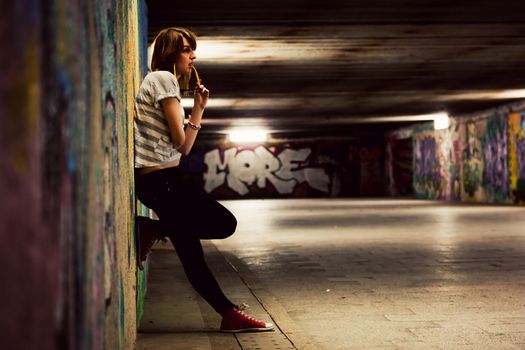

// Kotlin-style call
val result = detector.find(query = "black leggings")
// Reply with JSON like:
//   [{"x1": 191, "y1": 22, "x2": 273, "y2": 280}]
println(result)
[{"x1": 135, "y1": 166, "x2": 237, "y2": 314}]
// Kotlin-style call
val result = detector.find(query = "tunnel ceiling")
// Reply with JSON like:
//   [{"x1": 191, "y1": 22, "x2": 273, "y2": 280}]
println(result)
[{"x1": 146, "y1": 0, "x2": 525, "y2": 134}]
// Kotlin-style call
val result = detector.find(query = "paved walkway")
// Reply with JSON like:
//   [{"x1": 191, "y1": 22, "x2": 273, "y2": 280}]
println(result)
[{"x1": 137, "y1": 199, "x2": 525, "y2": 350}]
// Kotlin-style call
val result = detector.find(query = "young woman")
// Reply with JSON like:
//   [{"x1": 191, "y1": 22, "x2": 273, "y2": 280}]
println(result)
[{"x1": 134, "y1": 27, "x2": 274, "y2": 333}]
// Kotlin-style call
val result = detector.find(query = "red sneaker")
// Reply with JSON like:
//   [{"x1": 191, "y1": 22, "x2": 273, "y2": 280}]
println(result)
[{"x1": 220, "y1": 307, "x2": 274, "y2": 333}]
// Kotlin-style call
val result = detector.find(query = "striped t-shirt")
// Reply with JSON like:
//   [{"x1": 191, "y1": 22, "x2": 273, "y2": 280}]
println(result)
[{"x1": 134, "y1": 71, "x2": 185, "y2": 168}]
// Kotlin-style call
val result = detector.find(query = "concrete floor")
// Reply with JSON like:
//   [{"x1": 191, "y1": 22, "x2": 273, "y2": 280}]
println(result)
[{"x1": 137, "y1": 199, "x2": 525, "y2": 350}]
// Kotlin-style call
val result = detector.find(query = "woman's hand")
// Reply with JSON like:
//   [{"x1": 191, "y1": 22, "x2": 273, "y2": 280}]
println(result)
[{"x1": 193, "y1": 84, "x2": 209, "y2": 110}]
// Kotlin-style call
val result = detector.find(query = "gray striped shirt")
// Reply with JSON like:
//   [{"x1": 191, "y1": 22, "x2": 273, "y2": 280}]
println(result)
[{"x1": 134, "y1": 71, "x2": 184, "y2": 168}]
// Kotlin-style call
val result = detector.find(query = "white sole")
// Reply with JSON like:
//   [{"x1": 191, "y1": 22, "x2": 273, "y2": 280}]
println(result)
[{"x1": 221, "y1": 325, "x2": 275, "y2": 333}]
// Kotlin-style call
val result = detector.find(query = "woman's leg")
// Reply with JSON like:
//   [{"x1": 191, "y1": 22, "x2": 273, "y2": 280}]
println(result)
[
  {"x1": 157, "y1": 185, "x2": 237, "y2": 240},
  {"x1": 137, "y1": 170, "x2": 237, "y2": 313},
  {"x1": 136, "y1": 169, "x2": 274, "y2": 330},
  {"x1": 156, "y1": 186, "x2": 237, "y2": 313},
  {"x1": 169, "y1": 232, "x2": 236, "y2": 314}
]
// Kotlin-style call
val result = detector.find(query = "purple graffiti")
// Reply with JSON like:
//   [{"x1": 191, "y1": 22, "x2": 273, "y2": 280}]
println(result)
[
  {"x1": 518, "y1": 137, "x2": 525, "y2": 179},
  {"x1": 414, "y1": 135, "x2": 443, "y2": 197},
  {"x1": 482, "y1": 119, "x2": 509, "y2": 195},
  {"x1": 414, "y1": 136, "x2": 439, "y2": 179}
]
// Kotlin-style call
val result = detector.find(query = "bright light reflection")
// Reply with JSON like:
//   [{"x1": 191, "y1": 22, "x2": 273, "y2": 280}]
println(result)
[
  {"x1": 496, "y1": 89, "x2": 525, "y2": 99},
  {"x1": 148, "y1": 43, "x2": 154, "y2": 70},
  {"x1": 195, "y1": 39, "x2": 336, "y2": 62},
  {"x1": 228, "y1": 129, "x2": 268, "y2": 143},
  {"x1": 433, "y1": 113, "x2": 450, "y2": 130},
  {"x1": 446, "y1": 89, "x2": 525, "y2": 100}
]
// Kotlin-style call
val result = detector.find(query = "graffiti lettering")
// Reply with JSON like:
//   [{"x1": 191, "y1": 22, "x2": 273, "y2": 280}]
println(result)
[{"x1": 203, "y1": 146, "x2": 330, "y2": 195}]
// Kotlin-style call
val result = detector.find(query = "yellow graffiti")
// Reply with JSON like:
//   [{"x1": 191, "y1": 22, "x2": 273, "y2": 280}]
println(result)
[{"x1": 508, "y1": 113, "x2": 521, "y2": 194}]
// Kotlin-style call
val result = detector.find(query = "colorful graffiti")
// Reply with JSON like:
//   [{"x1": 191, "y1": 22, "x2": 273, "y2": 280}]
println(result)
[
  {"x1": 1, "y1": 1, "x2": 147, "y2": 349},
  {"x1": 414, "y1": 132, "x2": 444, "y2": 198},
  {"x1": 482, "y1": 116, "x2": 509, "y2": 200},
  {"x1": 203, "y1": 146, "x2": 330, "y2": 195},
  {"x1": 0, "y1": 1, "x2": 52, "y2": 349},
  {"x1": 181, "y1": 139, "x2": 385, "y2": 199},
  {"x1": 509, "y1": 112, "x2": 525, "y2": 203},
  {"x1": 461, "y1": 120, "x2": 482, "y2": 198},
  {"x1": 393, "y1": 101, "x2": 525, "y2": 204}
]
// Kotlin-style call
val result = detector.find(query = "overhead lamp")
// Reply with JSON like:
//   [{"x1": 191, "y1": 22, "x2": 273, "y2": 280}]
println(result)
[
  {"x1": 433, "y1": 113, "x2": 450, "y2": 130},
  {"x1": 228, "y1": 129, "x2": 268, "y2": 143}
]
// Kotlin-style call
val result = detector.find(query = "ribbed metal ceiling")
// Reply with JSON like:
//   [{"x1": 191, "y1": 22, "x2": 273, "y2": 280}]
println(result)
[{"x1": 147, "y1": 0, "x2": 525, "y2": 134}]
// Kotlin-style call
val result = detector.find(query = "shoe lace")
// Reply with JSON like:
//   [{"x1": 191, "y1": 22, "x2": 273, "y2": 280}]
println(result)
[
  {"x1": 235, "y1": 303, "x2": 259, "y2": 322},
  {"x1": 238, "y1": 302, "x2": 250, "y2": 311}
]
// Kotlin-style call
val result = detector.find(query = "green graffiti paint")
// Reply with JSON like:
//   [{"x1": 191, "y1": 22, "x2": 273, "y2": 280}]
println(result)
[{"x1": 400, "y1": 101, "x2": 525, "y2": 204}]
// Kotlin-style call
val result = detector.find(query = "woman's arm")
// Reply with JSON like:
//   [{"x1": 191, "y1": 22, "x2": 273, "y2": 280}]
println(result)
[
  {"x1": 161, "y1": 97, "x2": 186, "y2": 150},
  {"x1": 160, "y1": 84, "x2": 209, "y2": 156}
]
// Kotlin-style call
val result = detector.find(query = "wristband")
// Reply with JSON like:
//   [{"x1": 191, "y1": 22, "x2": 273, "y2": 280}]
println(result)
[{"x1": 187, "y1": 120, "x2": 201, "y2": 131}]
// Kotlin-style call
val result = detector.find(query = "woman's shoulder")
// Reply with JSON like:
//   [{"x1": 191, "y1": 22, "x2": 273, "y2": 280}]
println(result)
[
  {"x1": 138, "y1": 70, "x2": 181, "y2": 105},
  {"x1": 142, "y1": 70, "x2": 179, "y2": 91},
  {"x1": 144, "y1": 70, "x2": 177, "y2": 84}
]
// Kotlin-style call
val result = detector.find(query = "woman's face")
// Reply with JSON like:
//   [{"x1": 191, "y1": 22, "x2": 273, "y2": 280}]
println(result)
[{"x1": 175, "y1": 37, "x2": 196, "y2": 77}]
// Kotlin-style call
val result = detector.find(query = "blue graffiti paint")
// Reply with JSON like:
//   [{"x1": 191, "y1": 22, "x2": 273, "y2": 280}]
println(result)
[
  {"x1": 518, "y1": 138, "x2": 525, "y2": 179},
  {"x1": 414, "y1": 135, "x2": 443, "y2": 197},
  {"x1": 518, "y1": 114, "x2": 525, "y2": 180},
  {"x1": 482, "y1": 116, "x2": 509, "y2": 196}
]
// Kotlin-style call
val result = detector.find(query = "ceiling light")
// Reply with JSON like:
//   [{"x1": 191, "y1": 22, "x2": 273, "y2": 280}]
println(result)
[
  {"x1": 492, "y1": 89, "x2": 525, "y2": 99},
  {"x1": 433, "y1": 113, "x2": 450, "y2": 130},
  {"x1": 228, "y1": 129, "x2": 268, "y2": 143},
  {"x1": 443, "y1": 89, "x2": 525, "y2": 101}
]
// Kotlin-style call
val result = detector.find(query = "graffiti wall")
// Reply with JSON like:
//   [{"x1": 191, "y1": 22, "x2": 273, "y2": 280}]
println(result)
[
  {"x1": 0, "y1": 1, "x2": 147, "y2": 349},
  {"x1": 182, "y1": 138, "x2": 385, "y2": 198},
  {"x1": 388, "y1": 101, "x2": 525, "y2": 204}
]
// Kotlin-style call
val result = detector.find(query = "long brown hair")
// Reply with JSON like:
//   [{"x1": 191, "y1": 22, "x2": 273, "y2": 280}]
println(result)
[{"x1": 150, "y1": 27, "x2": 197, "y2": 90}]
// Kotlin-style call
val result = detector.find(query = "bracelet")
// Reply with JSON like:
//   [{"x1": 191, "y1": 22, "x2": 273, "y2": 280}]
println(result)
[{"x1": 187, "y1": 120, "x2": 201, "y2": 131}]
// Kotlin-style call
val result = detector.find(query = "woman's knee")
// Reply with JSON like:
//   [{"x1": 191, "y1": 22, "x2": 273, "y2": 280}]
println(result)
[
  {"x1": 212, "y1": 211, "x2": 237, "y2": 239},
  {"x1": 219, "y1": 211, "x2": 237, "y2": 238}
]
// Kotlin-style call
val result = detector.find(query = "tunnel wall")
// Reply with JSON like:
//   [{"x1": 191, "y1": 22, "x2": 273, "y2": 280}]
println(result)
[
  {"x1": 0, "y1": 1, "x2": 147, "y2": 349},
  {"x1": 387, "y1": 101, "x2": 525, "y2": 204},
  {"x1": 181, "y1": 137, "x2": 385, "y2": 198}
]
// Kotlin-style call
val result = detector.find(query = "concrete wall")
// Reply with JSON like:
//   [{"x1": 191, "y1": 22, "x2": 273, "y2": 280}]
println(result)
[
  {"x1": 181, "y1": 137, "x2": 385, "y2": 198},
  {"x1": 0, "y1": 1, "x2": 147, "y2": 349},
  {"x1": 387, "y1": 101, "x2": 525, "y2": 204}
]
